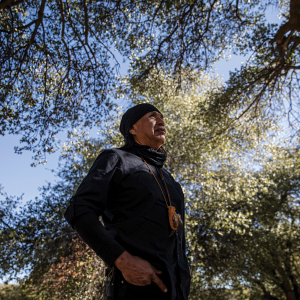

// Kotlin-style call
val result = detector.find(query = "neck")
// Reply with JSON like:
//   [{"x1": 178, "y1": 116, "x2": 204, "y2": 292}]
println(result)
[{"x1": 134, "y1": 138, "x2": 162, "y2": 151}]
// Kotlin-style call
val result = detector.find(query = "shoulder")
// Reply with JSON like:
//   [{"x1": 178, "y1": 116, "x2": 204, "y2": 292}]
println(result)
[
  {"x1": 89, "y1": 149, "x2": 121, "y2": 173},
  {"x1": 112, "y1": 148, "x2": 143, "y2": 163}
]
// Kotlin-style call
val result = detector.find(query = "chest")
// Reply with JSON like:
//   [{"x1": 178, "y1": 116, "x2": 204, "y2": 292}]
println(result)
[{"x1": 108, "y1": 153, "x2": 184, "y2": 220}]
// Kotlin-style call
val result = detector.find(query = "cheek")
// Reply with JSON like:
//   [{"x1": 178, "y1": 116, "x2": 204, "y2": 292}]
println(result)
[
  {"x1": 146, "y1": 120, "x2": 155, "y2": 132},
  {"x1": 137, "y1": 121, "x2": 154, "y2": 135}
]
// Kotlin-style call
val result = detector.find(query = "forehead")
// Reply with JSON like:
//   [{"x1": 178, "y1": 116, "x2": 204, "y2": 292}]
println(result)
[{"x1": 147, "y1": 111, "x2": 164, "y2": 118}]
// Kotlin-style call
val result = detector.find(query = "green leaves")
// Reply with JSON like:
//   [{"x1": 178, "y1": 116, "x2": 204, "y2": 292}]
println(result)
[
  {"x1": 2, "y1": 0, "x2": 294, "y2": 162},
  {"x1": 1, "y1": 0, "x2": 119, "y2": 161},
  {"x1": 1, "y1": 68, "x2": 299, "y2": 298},
  {"x1": 1, "y1": 0, "x2": 299, "y2": 295}
]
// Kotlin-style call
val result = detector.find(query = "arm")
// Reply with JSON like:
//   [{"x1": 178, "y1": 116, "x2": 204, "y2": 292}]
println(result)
[
  {"x1": 73, "y1": 211, "x2": 168, "y2": 292},
  {"x1": 73, "y1": 211, "x2": 125, "y2": 267},
  {"x1": 64, "y1": 150, "x2": 121, "y2": 227},
  {"x1": 65, "y1": 150, "x2": 125, "y2": 267},
  {"x1": 65, "y1": 150, "x2": 167, "y2": 291}
]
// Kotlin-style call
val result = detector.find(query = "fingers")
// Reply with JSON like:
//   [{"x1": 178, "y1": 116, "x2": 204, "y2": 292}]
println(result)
[
  {"x1": 151, "y1": 273, "x2": 168, "y2": 293},
  {"x1": 150, "y1": 264, "x2": 162, "y2": 274},
  {"x1": 150, "y1": 264, "x2": 167, "y2": 292}
]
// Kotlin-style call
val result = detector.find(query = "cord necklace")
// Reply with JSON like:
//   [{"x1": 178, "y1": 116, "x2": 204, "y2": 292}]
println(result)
[{"x1": 141, "y1": 157, "x2": 183, "y2": 234}]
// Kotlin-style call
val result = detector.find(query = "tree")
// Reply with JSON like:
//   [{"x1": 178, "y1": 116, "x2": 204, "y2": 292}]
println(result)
[
  {"x1": 0, "y1": 133, "x2": 109, "y2": 299},
  {"x1": 36, "y1": 237, "x2": 106, "y2": 300},
  {"x1": 0, "y1": 70, "x2": 223, "y2": 296},
  {"x1": 186, "y1": 144, "x2": 300, "y2": 300},
  {"x1": 1, "y1": 69, "x2": 299, "y2": 299},
  {"x1": 0, "y1": 0, "x2": 120, "y2": 162},
  {"x1": 200, "y1": 0, "x2": 300, "y2": 141},
  {"x1": 2, "y1": 0, "x2": 298, "y2": 160}
]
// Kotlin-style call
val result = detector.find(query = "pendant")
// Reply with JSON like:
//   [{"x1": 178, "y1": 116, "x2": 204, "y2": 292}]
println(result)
[{"x1": 168, "y1": 206, "x2": 183, "y2": 232}]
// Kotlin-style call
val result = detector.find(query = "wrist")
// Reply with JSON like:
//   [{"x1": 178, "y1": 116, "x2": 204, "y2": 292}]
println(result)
[{"x1": 114, "y1": 251, "x2": 131, "y2": 270}]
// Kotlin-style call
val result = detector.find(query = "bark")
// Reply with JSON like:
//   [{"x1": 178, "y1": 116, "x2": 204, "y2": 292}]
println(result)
[
  {"x1": 277, "y1": 265, "x2": 297, "y2": 300},
  {"x1": 274, "y1": 0, "x2": 300, "y2": 46},
  {"x1": 290, "y1": 0, "x2": 300, "y2": 29}
]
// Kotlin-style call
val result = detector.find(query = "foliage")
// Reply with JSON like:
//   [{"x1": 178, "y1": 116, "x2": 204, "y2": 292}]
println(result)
[
  {"x1": 0, "y1": 0, "x2": 119, "y2": 162},
  {"x1": 0, "y1": 180, "x2": 75, "y2": 283},
  {"x1": 60, "y1": 70, "x2": 300, "y2": 299},
  {"x1": 1, "y1": 69, "x2": 300, "y2": 299},
  {"x1": 0, "y1": 176, "x2": 81, "y2": 299},
  {"x1": 36, "y1": 238, "x2": 106, "y2": 300},
  {"x1": 2, "y1": 0, "x2": 299, "y2": 159},
  {"x1": 187, "y1": 145, "x2": 300, "y2": 300},
  {"x1": 0, "y1": 134, "x2": 108, "y2": 299},
  {"x1": 0, "y1": 283, "x2": 36, "y2": 300}
]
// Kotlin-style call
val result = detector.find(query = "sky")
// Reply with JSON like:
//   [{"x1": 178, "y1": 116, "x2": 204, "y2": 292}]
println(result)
[{"x1": 0, "y1": 7, "x2": 282, "y2": 206}]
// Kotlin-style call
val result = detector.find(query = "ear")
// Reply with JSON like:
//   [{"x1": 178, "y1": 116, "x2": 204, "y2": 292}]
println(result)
[{"x1": 129, "y1": 125, "x2": 137, "y2": 136}]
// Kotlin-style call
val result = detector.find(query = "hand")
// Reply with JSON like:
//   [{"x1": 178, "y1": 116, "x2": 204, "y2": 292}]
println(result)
[{"x1": 114, "y1": 251, "x2": 168, "y2": 293}]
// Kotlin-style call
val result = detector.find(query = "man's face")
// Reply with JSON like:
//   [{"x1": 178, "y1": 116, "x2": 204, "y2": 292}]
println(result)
[{"x1": 129, "y1": 111, "x2": 166, "y2": 150}]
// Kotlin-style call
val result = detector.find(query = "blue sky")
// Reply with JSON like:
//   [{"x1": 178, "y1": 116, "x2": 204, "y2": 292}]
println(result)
[{"x1": 0, "y1": 7, "x2": 282, "y2": 206}]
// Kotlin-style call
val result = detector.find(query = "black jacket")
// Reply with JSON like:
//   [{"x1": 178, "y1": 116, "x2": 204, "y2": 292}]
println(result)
[{"x1": 64, "y1": 148, "x2": 191, "y2": 300}]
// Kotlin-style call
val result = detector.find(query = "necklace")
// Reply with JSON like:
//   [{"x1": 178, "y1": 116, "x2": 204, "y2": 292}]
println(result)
[{"x1": 141, "y1": 157, "x2": 183, "y2": 234}]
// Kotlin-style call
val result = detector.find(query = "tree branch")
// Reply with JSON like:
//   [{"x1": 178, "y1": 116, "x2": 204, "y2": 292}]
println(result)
[
  {"x1": 29, "y1": 0, "x2": 46, "y2": 46},
  {"x1": 83, "y1": 0, "x2": 88, "y2": 45},
  {"x1": 283, "y1": 65, "x2": 300, "y2": 70},
  {"x1": 58, "y1": 0, "x2": 71, "y2": 90},
  {"x1": 274, "y1": 23, "x2": 293, "y2": 46},
  {"x1": 13, "y1": 0, "x2": 47, "y2": 82},
  {"x1": 274, "y1": 0, "x2": 300, "y2": 46},
  {"x1": 0, "y1": 0, "x2": 24, "y2": 11},
  {"x1": 290, "y1": 37, "x2": 300, "y2": 46},
  {"x1": 234, "y1": 0, "x2": 243, "y2": 23},
  {"x1": 16, "y1": 19, "x2": 37, "y2": 30}
]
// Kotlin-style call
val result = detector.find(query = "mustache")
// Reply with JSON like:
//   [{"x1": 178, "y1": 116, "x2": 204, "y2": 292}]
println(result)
[{"x1": 155, "y1": 127, "x2": 166, "y2": 132}]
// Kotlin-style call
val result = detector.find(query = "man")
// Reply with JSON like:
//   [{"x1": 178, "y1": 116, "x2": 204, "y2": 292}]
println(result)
[{"x1": 64, "y1": 103, "x2": 191, "y2": 300}]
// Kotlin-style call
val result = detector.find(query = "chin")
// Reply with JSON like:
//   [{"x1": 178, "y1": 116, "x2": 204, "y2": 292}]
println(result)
[
  {"x1": 158, "y1": 138, "x2": 166, "y2": 146},
  {"x1": 151, "y1": 134, "x2": 166, "y2": 148},
  {"x1": 155, "y1": 135, "x2": 166, "y2": 142}
]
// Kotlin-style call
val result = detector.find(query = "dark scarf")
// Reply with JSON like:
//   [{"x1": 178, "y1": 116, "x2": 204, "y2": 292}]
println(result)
[{"x1": 127, "y1": 143, "x2": 166, "y2": 168}]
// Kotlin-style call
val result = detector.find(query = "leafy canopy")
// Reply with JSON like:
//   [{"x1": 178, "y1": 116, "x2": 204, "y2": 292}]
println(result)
[{"x1": 2, "y1": 0, "x2": 299, "y2": 159}]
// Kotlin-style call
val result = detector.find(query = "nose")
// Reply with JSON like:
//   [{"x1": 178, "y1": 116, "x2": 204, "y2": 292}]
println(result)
[{"x1": 157, "y1": 116, "x2": 165, "y2": 126}]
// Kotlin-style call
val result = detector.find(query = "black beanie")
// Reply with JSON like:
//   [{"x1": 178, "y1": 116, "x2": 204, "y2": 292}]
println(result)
[{"x1": 119, "y1": 103, "x2": 161, "y2": 139}]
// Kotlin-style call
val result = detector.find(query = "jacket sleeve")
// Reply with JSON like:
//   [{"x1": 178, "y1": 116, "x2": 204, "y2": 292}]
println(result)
[
  {"x1": 64, "y1": 149, "x2": 121, "y2": 228},
  {"x1": 73, "y1": 211, "x2": 125, "y2": 267},
  {"x1": 64, "y1": 150, "x2": 125, "y2": 267}
]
